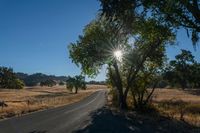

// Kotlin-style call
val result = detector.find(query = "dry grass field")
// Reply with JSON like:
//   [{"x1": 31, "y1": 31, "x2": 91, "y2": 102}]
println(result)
[
  {"x1": 0, "y1": 85, "x2": 107, "y2": 119},
  {"x1": 108, "y1": 88, "x2": 200, "y2": 127},
  {"x1": 152, "y1": 88, "x2": 200, "y2": 127},
  {"x1": 1, "y1": 85, "x2": 199, "y2": 127}
]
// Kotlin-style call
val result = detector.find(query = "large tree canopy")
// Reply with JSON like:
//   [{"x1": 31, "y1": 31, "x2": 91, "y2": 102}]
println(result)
[
  {"x1": 69, "y1": 17, "x2": 129, "y2": 77},
  {"x1": 69, "y1": 15, "x2": 174, "y2": 75},
  {"x1": 100, "y1": 0, "x2": 200, "y2": 46},
  {"x1": 69, "y1": 15, "x2": 174, "y2": 109}
]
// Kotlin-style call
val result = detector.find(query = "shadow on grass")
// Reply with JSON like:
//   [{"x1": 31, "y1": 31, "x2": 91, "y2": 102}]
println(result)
[
  {"x1": 184, "y1": 89, "x2": 200, "y2": 96},
  {"x1": 33, "y1": 92, "x2": 70, "y2": 99},
  {"x1": 155, "y1": 99, "x2": 200, "y2": 115},
  {"x1": 74, "y1": 106, "x2": 199, "y2": 133},
  {"x1": 29, "y1": 130, "x2": 47, "y2": 133}
]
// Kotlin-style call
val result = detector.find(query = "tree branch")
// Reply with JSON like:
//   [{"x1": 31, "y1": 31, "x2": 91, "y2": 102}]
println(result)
[
  {"x1": 144, "y1": 81, "x2": 158, "y2": 105},
  {"x1": 124, "y1": 39, "x2": 161, "y2": 99}
]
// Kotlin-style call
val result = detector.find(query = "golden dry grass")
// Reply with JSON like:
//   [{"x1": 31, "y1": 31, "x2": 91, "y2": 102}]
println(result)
[
  {"x1": 152, "y1": 88, "x2": 200, "y2": 103},
  {"x1": 152, "y1": 88, "x2": 200, "y2": 127},
  {"x1": 109, "y1": 88, "x2": 200, "y2": 127},
  {"x1": 0, "y1": 85, "x2": 107, "y2": 119}
]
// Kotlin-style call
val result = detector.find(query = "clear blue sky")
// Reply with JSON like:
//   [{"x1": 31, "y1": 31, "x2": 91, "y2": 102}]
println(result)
[{"x1": 0, "y1": 0, "x2": 199, "y2": 81}]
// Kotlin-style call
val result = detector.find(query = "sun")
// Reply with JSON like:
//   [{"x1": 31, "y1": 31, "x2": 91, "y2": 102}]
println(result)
[{"x1": 114, "y1": 50, "x2": 123, "y2": 61}]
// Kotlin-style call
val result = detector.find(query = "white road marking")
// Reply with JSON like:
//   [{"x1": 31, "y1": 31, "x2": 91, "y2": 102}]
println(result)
[{"x1": 64, "y1": 91, "x2": 102, "y2": 114}]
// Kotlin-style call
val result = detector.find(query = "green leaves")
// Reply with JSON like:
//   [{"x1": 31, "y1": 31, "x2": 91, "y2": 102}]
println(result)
[
  {"x1": 175, "y1": 49, "x2": 195, "y2": 64},
  {"x1": 143, "y1": 0, "x2": 200, "y2": 45},
  {"x1": 0, "y1": 66, "x2": 24, "y2": 89},
  {"x1": 69, "y1": 18, "x2": 129, "y2": 77},
  {"x1": 100, "y1": 0, "x2": 200, "y2": 46},
  {"x1": 164, "y1": 49, "x2": 199, "y2": 89},
  {"x1": 68, "y1": 0, "x2": 177, "y2": 109}
]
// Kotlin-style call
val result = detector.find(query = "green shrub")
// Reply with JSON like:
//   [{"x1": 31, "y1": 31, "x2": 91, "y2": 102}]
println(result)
[
  {"x1": 40, "y1": 79, "x2": 56, "y2": 87},
  {"x1": 59, "y1": 81, "x2": 65, "y2": 86}
]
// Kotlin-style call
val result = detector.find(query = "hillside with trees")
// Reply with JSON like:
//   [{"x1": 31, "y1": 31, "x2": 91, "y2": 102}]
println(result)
[{"x1": 16, "y1": 73, "x2": 68, "y2": 86}]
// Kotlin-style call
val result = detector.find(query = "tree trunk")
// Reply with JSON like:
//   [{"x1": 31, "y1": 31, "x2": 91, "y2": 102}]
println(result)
[
  {"x1": 115, "y1": 84, "x2": 128, "y2": 110},
  {"x1": 119, "y1": 94, "x2": 128, "y2": 110},
  {"x1": 75, "y1": 87, "x2": 78, "y2": 94},
  {"x1": 113, "y1": 61, "x2": 128, "y2": 110},
  {"x1": 180, "y1": 79, "x2": 186, "y2": 90}
]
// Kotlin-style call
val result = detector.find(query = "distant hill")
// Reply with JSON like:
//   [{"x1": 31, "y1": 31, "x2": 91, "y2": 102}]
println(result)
[
  {"x1": 86, "y1": 80, "x2": 106, "y2": 85},
  {"x1": 16, "y1": 72, "x2": 68, "y2": 86}
]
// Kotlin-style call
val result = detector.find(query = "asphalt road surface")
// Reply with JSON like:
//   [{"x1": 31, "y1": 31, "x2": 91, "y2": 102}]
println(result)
[{"x1": 0, "y1": 90, "x2": 106, "y2": 133}]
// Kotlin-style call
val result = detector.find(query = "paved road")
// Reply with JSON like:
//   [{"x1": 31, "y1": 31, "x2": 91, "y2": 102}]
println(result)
[{"x1": 0, "y1": 90, "x2": 106, "y2": 133}]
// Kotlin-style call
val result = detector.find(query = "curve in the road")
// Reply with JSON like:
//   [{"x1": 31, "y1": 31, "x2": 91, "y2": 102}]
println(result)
[{"x1": 0, "y1": 90, "x2": 106, "y2": 133}]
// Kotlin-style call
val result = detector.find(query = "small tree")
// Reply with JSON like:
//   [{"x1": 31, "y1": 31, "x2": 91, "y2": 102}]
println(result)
[
  {"x1": 66, "y1": 75, "x2": 86, "y2": 94},
  {"x1": 59, "y1": 81, "x2": 65, "y2": 86},
  {"x1": 13, "y1": 79, "x2": 25, "y2": 89},
  {"x1": 165, "y1": 50, "x2": 195, "y2": 89},
  {"x1": 164, "y1": 50, "x2": 200, "y2": 89},
  {"x1": 190, "y1": 63, "x2": 200, "y2": 88},
  {"x1": 0, "y1": 66, "x2": 24, "y2": 89}
]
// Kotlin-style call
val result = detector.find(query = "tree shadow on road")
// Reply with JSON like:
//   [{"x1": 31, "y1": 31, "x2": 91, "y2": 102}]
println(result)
[
  {"x1": 74, "y1": 106, "x2": 199, "y2": 133},
  {"x1": 29, "y1": 130, "x2": 47, "y2": 133}
]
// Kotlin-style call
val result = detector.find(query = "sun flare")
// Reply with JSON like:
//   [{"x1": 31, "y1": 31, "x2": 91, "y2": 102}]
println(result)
[{"x1": 114, "y1": 50, "x2": 123, "y2": 61}]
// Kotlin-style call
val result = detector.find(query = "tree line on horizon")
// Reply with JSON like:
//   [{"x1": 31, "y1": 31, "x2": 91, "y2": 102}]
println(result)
[
  {"x1": 0, "y1": 70, "x2": 69, "y2": 88},
  {"x1": 0, "y1": 68, "x2": 88, "y2": 94},
  {"x1": 0, "y1": 68, "x2": 106, "y2": 89},
  {"x1": 16, "y1": 72, "x2": 68, "y2": 86}
]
